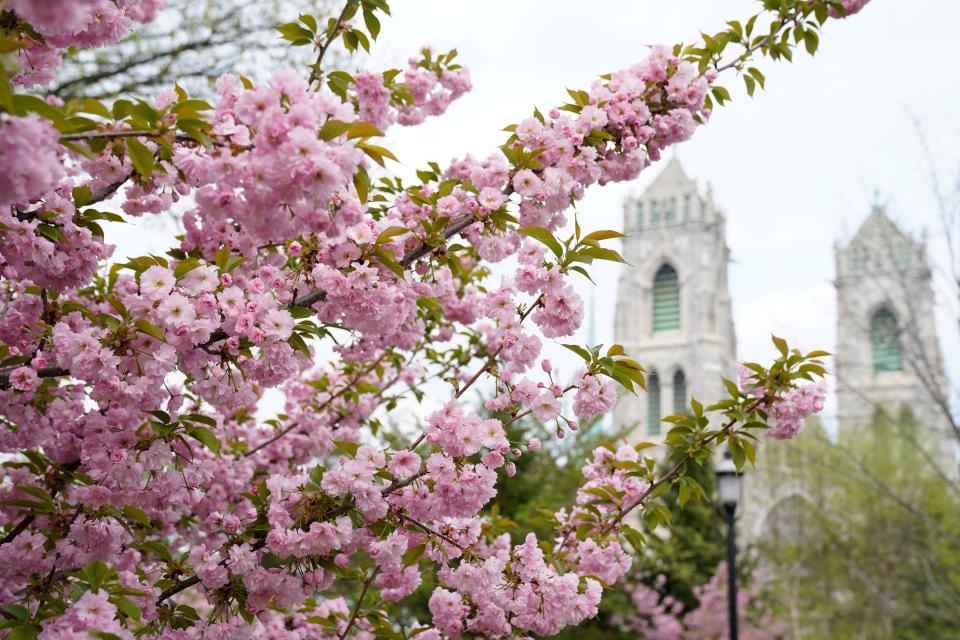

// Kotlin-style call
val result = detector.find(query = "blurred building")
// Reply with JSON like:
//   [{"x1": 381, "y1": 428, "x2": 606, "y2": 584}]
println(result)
[
  {"x1": 834, "y1": 206, "x2": 950, "y2": 441},
  {"x1": 613, "y1": 160, "x2": 955, "y2": 539}
]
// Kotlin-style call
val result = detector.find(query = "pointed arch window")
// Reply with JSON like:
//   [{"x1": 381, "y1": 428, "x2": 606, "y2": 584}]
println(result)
[
  {"x1": 871, "y1": 307, "x2": 902, "y2": 373},
  {"x1": 673, "y1": 369, "x2": 687, "y2": 414},
  {"x1": 653, "y1": 264, "x2": 680, "y2": 332},
  {"x1": 647, "y1": 371, "x2": 661, "y2": 435}
]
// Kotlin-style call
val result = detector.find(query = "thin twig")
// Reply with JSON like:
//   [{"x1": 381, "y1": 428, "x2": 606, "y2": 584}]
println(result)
[
  {"x1": 397, "y1": 513, "x2": 465, "y2": 550},
  {"x1": 338, "y1": 566, "x2": 380, "y2": 640},
  {"x1": 0, "y1": 460, "x2": 81, "y2": 546},
  {"x1": 309, "y1": 0, "x2": 356, "y2": 87},
  {"x1": 243, "y1": 352, "x2": 389, "y2": 457},
  {"x1": 408, "y1": 294, "x2": 544, "y2": 451}
]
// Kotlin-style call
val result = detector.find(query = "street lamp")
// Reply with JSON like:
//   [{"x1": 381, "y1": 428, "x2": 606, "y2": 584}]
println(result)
[{"x1": 715, "y1": 449, "x2": 743, "y2": 640}]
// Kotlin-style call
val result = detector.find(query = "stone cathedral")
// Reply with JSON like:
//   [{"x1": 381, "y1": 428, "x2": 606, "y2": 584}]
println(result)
[
  {"x1": 612, "y1": 159, "x2": 954, "y2": 537},
  {"x1": 612, "y1": 158, "x2": 737, "y2": 435}
]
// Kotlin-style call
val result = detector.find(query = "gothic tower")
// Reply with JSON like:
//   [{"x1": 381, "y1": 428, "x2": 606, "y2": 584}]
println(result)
[
  {"x1": 613, "y1": 158, "x2": 737, "y2": 436},
  {"x1": 835, "y1": 207, "x2": 951, "y2": 452}
]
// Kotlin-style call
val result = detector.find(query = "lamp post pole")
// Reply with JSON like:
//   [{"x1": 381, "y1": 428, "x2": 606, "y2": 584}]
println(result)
[
  {"x1": 715, "y1": 450, "x2": 742, "y2": 640},
  {"x1": 725, "y1": 501, "x2": 739, "y2": 640}
]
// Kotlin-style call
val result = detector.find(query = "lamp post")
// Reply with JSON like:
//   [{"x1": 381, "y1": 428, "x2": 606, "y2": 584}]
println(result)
[{"x1": 715, "y1": 449, "x2": 743, "y2": 640}]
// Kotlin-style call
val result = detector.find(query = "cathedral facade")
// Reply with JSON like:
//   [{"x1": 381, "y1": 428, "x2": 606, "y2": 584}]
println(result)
[
  {"x1": 612, "y1": 158, "x2": 737, "y2": 437},
  {"x1": 834, "y1": 207, "x2": 949, "y2": 437},
  {"x1": 613, "y1": 159, "x2": 954, "y2": 537}
]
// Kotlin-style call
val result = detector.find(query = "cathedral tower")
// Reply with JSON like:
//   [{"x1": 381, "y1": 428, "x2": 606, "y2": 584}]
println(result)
[
  {"x1": 834, "y1": 207, "x2": 951, "y2": 448},
  {"x1": 613, "y1": 158, "x2": 737, "y2": 436}
]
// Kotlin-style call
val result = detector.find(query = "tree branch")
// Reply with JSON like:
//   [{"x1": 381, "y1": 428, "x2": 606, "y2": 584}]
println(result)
[
  {"x1": 309, "y1": 0, "x2": 356, "y2": 87},
  {"x1": 338, "y1": 566, "x2": 379, "y2": 640}
]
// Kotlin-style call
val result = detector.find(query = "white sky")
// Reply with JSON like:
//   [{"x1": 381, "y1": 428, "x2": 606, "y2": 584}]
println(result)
[
  {"x1": 364, "y1": 0, "x2": 960, "y2": 426},
  {"x1": 111, "y1": 0, "x2": 960, "y2": 428}
]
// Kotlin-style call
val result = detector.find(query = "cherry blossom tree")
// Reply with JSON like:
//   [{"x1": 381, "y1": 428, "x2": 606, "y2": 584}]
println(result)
[
  {"x1": 620, "y1": 566, "x2": 786, "y2": 640},
  {"x1": 0, "y1": 0, "x2": 864, "y2": 637}
]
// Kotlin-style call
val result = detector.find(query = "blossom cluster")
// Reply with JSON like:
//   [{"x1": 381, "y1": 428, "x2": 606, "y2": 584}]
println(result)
[
  {"x1": 10, "y1": 0, "x2": 164, "y2": 87},
  {"x1": 739, "y1": 364, "x2": 828, "y2": 440}
]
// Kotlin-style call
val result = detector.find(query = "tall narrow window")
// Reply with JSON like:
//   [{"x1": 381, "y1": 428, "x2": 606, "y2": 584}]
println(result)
[
  {"x1": 871, "y1": 307, "x2": 902, "y2": 372},
  {"x1": 673, "y1": 369, "x2": 687, "y2": 414},
  {"x1": 653, "y1": 264, "x2": 680, "y2": 332},
  {"x1": 647, "y1": 371, "x2": 661, "y2": 435}
]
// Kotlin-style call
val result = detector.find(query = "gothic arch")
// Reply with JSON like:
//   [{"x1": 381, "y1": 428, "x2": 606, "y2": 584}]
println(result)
[
  {"x1": 647, "y1": 369, "x2": 661, "y2": 435},
  {"x1": 869, "y1": 304, "x2": 902, "y2": 373},
  {"x1": 752, "y1": 489, "x2": 816, "y2": 542},
  {"x1": 671, "y1": 367, "x2": 687, "y2": 414},
  {"x1": 652, "y1": 263, "x2": 680, "y2": 333}
]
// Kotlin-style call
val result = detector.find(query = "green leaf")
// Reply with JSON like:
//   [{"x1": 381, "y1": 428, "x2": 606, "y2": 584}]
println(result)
[
  {"x1": 374, "y1": 248, "x2": 405, "y2": 279},
  {"x1": 578, "y1": 246, "x2": 628, "y2": 264},
  {"x1": 347, "y1": 121, "x2": 384, "y2": 139},
  {"x1": 72, "y1": 185, "x2": 93, "y2": 207},
  {"x1": 276, "y1": 22, "x2": 314, "y2": 42},
  {"x1": 299, "y1": 14, "x2": 318, "y2": 32},
  {"x1": 288, "y1": 332, "x2": 311, "y2": 358},
  {"x1": 561, "y1": 343, "x2": 592, "y2": 363},
  {"x1": 375, "y1": 226, "x2": 409, "y2": 245},
  {"x1": 170, "y1": 99, "x2": 212, "y2": 115},
  {"x1": 111, "y1": 595, "x2": 142, "y2": 622},
  {"x1": 187, "y1": 427, "x2": 221, "y2": 454},
  {"x1": 173, "y1": 257, "x2": 201, "y2": 279},
  {"x1": 83, "y1": 560, "x2": 112, "y2": 589},
  {"x1": 122, "y1": 505, "x2": 152, "y2": 528},
  {"x1": 363, "y1": 9, "x2": 381, "y2": 39},
  {"x1": 134, "y1": 319, "x2": 165, "y2": 342},
  {"x1": 182, "y1": 413, "x2": 217, "y2": 427},
  {"x1": 403, "y1": 542, "x2": 426, "y2": 567},
  {"x1": 319, "y1": 119, "x2": 352, "y2": 140},
  {"x1": 214, "y1": 245, "x2": 231, "y2": 269},
  {"x1": 747, "y1": 66, "x2": 765, "y2": 89},
  {"x1": 803, "y1": 29, "x2": 819, "y2": 55},
  {"x1": 8, "y1": 624, "x2": 40, "y2": 640},
  {"x1": 517, "y1": 226, "x2": 563, "y2": 259},
  {"x1": 2, "y1": 605, "x2": 30, "y2": 621},
  {"x1": 772, "y1": 334, "x2": 788, "y2": 357},
  {"x1": 606, "y1": 344, "x2": 625, "y2": 357},
  {"x1": 711, "y1": 85, "x2": 732, "y2": 105},
  {"x1": 126, "y1": 139, "x2": 155, "y2": 179},
  {"x1": 36, "y1": 224, "x2": 60, "y2": 243},
  {"x1": 357, "y1": 143, "x2": 399, "y2": 166},
  {"x1": 334, "y1": 440, "x2": 360, "y2": 458},
  {"x1": 580, "y1": 229, "x2": 625, "y2": 244}
]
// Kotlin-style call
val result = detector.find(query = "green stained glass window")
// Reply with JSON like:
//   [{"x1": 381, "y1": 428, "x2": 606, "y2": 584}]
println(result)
[
  {"x1": 871, "y1": 307, "x2": 902, "y2": 373},
  {"x1": 673, "y1": 369, "x2": 687, "y2": 414},
  {"x1": 653, "y1": 264, "x2": 680, "y2": 332},
  {"x1": 648, "y1": 371, "x2": 661, "y2": 435}
]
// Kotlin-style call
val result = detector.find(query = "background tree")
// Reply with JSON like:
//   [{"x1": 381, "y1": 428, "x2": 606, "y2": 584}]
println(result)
[
  {"x1": 753, "y1": 416, "x2": 960, "y2": 639},
  {"x1": 50, "y1": 0, "x2": 337, "y2": 100}
]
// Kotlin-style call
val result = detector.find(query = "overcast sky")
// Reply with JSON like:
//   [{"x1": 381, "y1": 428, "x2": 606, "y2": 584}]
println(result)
[
  {"x1": 112, "y1": 1, "x2": 959, "y2": 427},
  {"x1": 361, "y1": 0, "x2": 960, "y2": 426}
]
